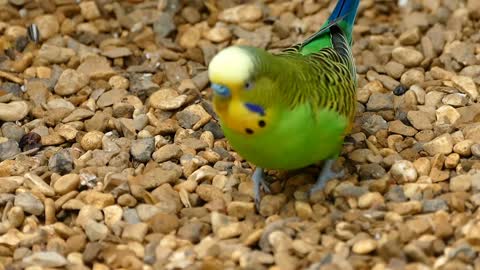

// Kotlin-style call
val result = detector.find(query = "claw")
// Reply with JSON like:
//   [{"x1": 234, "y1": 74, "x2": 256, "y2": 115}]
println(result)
[
  {"x1": 252, "y1": 167, "x2": 270, "y2": 210},
  {"x1": 309, "y1": 159, "x2": 345, "y2": 197}
]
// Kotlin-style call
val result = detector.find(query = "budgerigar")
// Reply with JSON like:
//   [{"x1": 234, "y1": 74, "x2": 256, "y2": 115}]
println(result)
[{"x1": 208, "y1": 0, "x2": 360, "y2": 208}]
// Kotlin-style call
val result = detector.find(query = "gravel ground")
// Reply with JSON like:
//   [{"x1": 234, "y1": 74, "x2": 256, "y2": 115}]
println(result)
[{"x1": 1, "y1": 0, "x2": 480, "y2": 269}]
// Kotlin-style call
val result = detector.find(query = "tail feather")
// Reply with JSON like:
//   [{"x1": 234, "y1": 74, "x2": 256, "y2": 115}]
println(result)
[
  {"x1": 297, "y1": 0, "x2": 360, "y2": 55},
  {"x1": 329, "y1": 0, "x2": 360, "y2": 28}
]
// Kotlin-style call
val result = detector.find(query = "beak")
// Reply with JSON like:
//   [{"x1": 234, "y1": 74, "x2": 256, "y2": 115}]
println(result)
[{"x1": 211, "y1": 83, "x2": 231, "y2": 97}]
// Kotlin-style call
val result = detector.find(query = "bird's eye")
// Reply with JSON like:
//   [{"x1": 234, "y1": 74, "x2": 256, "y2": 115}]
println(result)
[{"x1": 245, "y1": 81, "x2": 254, "y2": 90}]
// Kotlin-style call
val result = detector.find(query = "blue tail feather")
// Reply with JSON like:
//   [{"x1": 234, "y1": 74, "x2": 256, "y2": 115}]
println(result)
[{"x1": 329, "y1": 0, "x2": 360, "y2": 27}]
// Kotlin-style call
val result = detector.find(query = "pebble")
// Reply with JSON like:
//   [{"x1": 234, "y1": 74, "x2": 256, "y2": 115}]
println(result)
[
  {"x1": 77, "y1": 56, "x2": 115, "y2": 79},
  {"x1": 453, "y1": 140, "x2": 474, "y2": 156},
  {"x1": 79, "y1": 1, "x2": 101, "y2": 20},
  {"x1": 0, "y1": 101, "x2": 29, "y2": 121},
  {"x1": 388, "y1": 120, "x2": 417, "y2": 136},
  {"x1": 24, "y1": 172, "x2": 55, "y2": 196},
  {"x1": 358, "y1": 192, "x2": 384, "y2": 209},
  {"x1": 149, "y1": 212, "x2": 179, "y2": 234},
  {"x1": 85, "y1": 220, "x2": 108, "y2": 241},
  {"x1": 14, "y1": 192, "x2": 44, "y2": 215},
  {"x1": 450, "y1": 174, "x2": 472, "y2": 192},
  {"x1": 436, "y1": 105, "x2": 460, "y2": 125},
  {"x1": 37, "y1": 44, "x2": 75, "y2": 64},
  {"x1": 33, "y1": 15, "x2": 59, "y2": 41},
  {"x1": 1, "y1": 123, "x2": 25, "y2": 142},
  {"x1": 0, "y1": 140, "x2": 20, "y2": 160},
  {"x1": 366, "y1": 93, "x2": 394, "y2": 111},
  {"x1": 407, "y1": 111, "x2": 432, "y2": 130},
  {"x1": 392, "y1": 47, "x2": 424, "y2": 67},
  {"x1": 48, "y1": 149, "x2": 74, "y2": 174},
  {"x1": 452, "y1": 75, "x2": 478, "y2": 100},
  {"x1": 390, "y1": 160, "x2": 418, "y2": 183},
  {"x1": 153, "y1": 144, "x2": 182, "y2": 163},
  {"x1": 130, "y1": 137, "x2": 155, "y2": 162},
  {"x1": 54, "y1": 69, "x2": 89, "y2": 96},
  {"x1": 80, "y1": 131, "x2": 104, "y2": 150},
  {"x1": 218, "y1": 4, "x2": 263, "y2": 23},
  {"x1": 122, "y1": 223, "x2": 148, "y2": 242},
  {"x1": 23, "y1": 251, "x2": 67, "y2": 267},
  {"x1": 423, "y1": 134, "x2": 453, "y2": 156},
  {"x1": 352, "y1": 238, "x2": 377, "y2": 254},
  {"x1": 53, "y1": 174, "x2": 80, "y2": 195}
]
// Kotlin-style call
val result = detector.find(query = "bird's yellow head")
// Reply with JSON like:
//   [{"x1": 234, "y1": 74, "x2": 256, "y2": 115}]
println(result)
[{"x1": 208, "y1": 46, "x2": 274, "y2": 136}]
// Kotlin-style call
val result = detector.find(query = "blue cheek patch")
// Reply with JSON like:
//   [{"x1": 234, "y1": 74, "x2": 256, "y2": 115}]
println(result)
[
  {"x1": 244, "y1": 102, "x2": 265, "y2": 116},
  {"x1": 211, "y1": 83, "x2": 231, "y2": 97}
]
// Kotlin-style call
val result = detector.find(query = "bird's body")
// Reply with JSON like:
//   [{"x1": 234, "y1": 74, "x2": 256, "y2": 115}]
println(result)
[{"x1": 208, "y1": 0, "x2": 360, "y2": 207}]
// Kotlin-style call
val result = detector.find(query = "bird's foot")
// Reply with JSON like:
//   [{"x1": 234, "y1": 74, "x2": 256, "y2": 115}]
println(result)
[
  {"x1": 308, "y1": 159, "x2": 345, "y2": 197},
  {"x1": 252, "y1": 167, "x2": 271, "y2": 210}
]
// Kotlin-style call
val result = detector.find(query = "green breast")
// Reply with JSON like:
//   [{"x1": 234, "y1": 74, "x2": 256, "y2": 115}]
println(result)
[{"x1": 221, "y1": 104, "x2": 348, "y2": 170}]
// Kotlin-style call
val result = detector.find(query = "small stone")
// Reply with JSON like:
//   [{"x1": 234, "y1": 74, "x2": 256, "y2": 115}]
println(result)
[
  {"x1": 1, "y1": 123, "x2": 25, "y2": 142},
  {"x1": 81, "y1": 131, "x2": 104, "y2": 150},
  {"x1": 366, "y1": 93, "x2": 394, "y2": 111},
  {"x1": 77, "y1": 55, "x2": 115, "y2": 79},
  {"x1": 130, "y1": 137, "x2": 155, "y2": 163},
  {"x1": 388, "y1": 201, "x2": 422, "y2": 215},
  {"x1": 219, "y1": 4, "x2": 263, "y2": 23},
  {"x1": 49, "y1": 149, "x2": 74, "y2": 174},
  {"x1": 453, "y1": 140, "x2": 474, "y2": 157},
  {"x1": 23, "y1": 251, "x2": 67, "y2": 267},
  {"x1": 400, "y1": 69, "x2": 424, "y2": 87},
  {"x1": 149, "y1": 212, "x2": 179, "y2": 234},
  {"x1": 472, "y1": 144, "x2": 480, "y2": 158},
  {"x1": 0, "y1": 101, "x2": 29, "y2": 121},
  {"x1": 108, "y1": 75, "x2": 129, "y2": 90},
  {"x1": 80, "y1": 190, "x2": 115, "y2": 208},
  {"x1": 450, "y1": 174, "x2": 472, "y2": 192},
  {"x1": 452, "y1": 75, "x2": 478, "y2": 100},
  {"x1": 423, "y1": 133, "x2": 453, "y2": 156},
  {"x1": 353, "y1": 239, "x2": 377, "y2": 254},
  {"x1": 385, "y1": 61, "x2": 405, "y2": 79},
  {"x1": 358, "y1": 192, "x2": 385, "y2": 209},
  {"x1": 177, "y1": 221, "x2": 210, "y2": 244},
  {"x1": 152, "y1": 144, "x2": 182, "y2": 163},
  {"x1": 85, "y1": 220, "x2": 108, "y2": 241},
  {"x1": 388, "y1": 120, "x2": 417, "y2": 136},
  {"x1": 53, "y1": 174, "x2": 80, "y2": 195},
  {"x1": 407, "y1": 111, "x2": 432, "y2": 130},
  {"x1": 399, "y1": 28, "x2": 420, "y2": 45},
  {"x1": 176, "y1": 104, "x2": 212, "y2": 130},
  {"x1": 227, "y1": 201, "x2": 255, "y2": 219},
  {"x1": 24, "y1": 172, "x2": 55, "y2": 196},
  {"x1": 422, "y1": 199, "x2": 448, "y2": 213},
  {"x1": 14, "y1": 192, "x2": 44, "y2": 215},
  {"x1": 37, "y1": 44, "x2": 75, "y2": 64},
  {"x1": 33, "y1": 15, "x2": 59, "y2": 41},
  {"x1": 204, "y1": 26, "x2": 232, "y2": 43},
  {"x1": 390, "y1": 160, "x2": 418, "y2": 183},
  {"x1": 179, "y1": 27, "x2": 201, "y2": 49},
  {"x1": 392, "y1": 47, "x2": 424, "y2": 67},
  {"x1": 436, "y1": 105, "x2": 460, "y2": 125},
  {"x1": 445, "y1": 153, "x2": 460, "y2": 169},
  {"x1": 294, "y1": 201, "x2": 313, "y2": 219},
  {"x1": 130, "y1": 167, "x2": 182, "y2": 190},
  {"x1": 122, "y1": 223, "x2": 148, "y2": 242},
  {"x1": 54, "y1": 69, "x2": 89, "y2": 96},
  {"x1": 80, "y1": 1, "x2": 101, "y2": 20},
  {"x1": 102, "y1": 47, "x2": 132, "y2": 58},
  {"x1": 196, "y1": 185, "x2": 224, "y2": 202},
  {"x1": 442, "y1": 93, "x2": 468, "y2": 107},
  {"x1": 0, "y1": 176, "x2": 23, "y2": 193},
  {"x1": 259, "y1": 194, "x2": 287, "y2": 216},
  {"x1": 0, "y1": 140, "x2": 20, "y2": 161}
]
